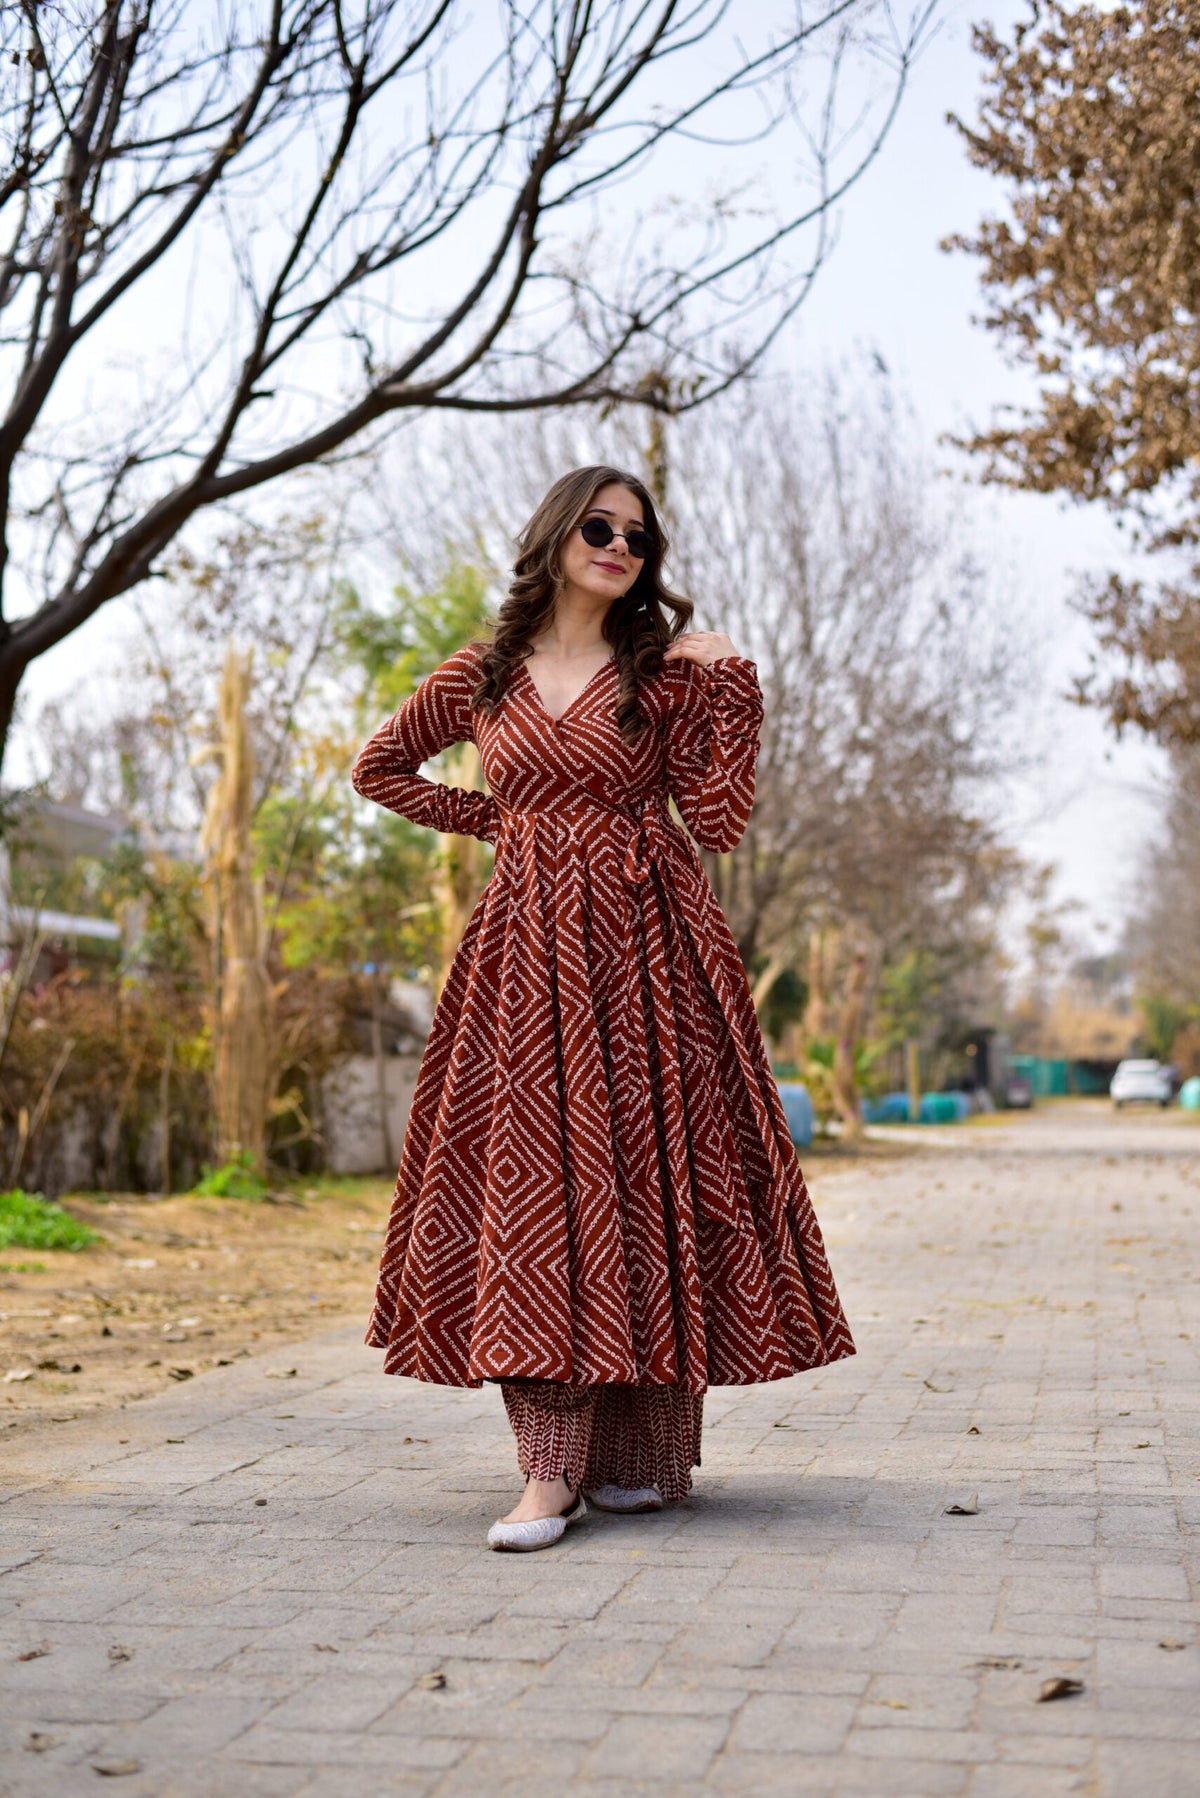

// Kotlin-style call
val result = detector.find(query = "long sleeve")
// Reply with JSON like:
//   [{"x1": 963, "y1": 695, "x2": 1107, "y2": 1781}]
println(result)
[
  {"x1": 351, "y1": 646, "x2": 500, "y2": 843},
  {"x1": 663, "y1": 655, "x2": 764, "y2": 852}
]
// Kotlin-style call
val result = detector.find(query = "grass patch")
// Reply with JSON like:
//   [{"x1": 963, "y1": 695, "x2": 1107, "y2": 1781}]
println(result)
[
  {"x1": 0, "y1": 1190, "x2": 98, "y2": 1252},
  {"x1": 191, "y1": 1153, "x2": 270, "y2": 1200}
]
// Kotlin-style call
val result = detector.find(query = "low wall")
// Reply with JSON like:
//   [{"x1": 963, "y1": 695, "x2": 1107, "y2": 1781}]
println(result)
[{"x1": 321, "y1": 1052, "x2": 424, "y2": 1176}]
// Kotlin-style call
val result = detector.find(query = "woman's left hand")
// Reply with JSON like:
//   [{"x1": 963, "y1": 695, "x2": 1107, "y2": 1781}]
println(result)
[{"x1": 662, "y1": 631, "x2": 740, "y2": 668}]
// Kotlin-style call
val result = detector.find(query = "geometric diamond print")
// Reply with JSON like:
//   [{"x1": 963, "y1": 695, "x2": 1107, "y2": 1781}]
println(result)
[{"x1": 352, "y1": 643, "x2": 856, "y2": 1393}]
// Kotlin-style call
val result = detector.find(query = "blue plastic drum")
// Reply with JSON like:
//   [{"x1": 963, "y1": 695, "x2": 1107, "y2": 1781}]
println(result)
[{"x1": 776, "y1": 1081, "x2": 815, "y2": 1147}]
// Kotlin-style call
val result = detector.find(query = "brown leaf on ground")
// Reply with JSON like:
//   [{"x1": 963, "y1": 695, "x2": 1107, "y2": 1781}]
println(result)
[
  {"x1": 416, "y1": 1670, "x2": 447, "y2": 1690},
  {"x1": 92, "y1": 1760, "x2": 142, "y2": 1777},
  {"x1": 1159, "y1": 1639, "x2": 1187, "y2": 1652},
  {"x1": 944, "y1": 1494, "x2": 979, "y2": 1515},
  {"x1": 16, "y1": 1643, "x2": 50, "y2": 1661},
  {"x1": 1037, "y1": 1676, "x2": 1084, "y2": 1702}
]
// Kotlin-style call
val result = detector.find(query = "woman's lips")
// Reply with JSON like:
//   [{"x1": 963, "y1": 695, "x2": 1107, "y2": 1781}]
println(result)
[{"x1": 595, "y1": 560, "x2": 625, "y2": 574}]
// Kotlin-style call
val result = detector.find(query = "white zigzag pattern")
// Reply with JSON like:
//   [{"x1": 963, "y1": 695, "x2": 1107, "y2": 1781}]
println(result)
[{"x1": 351, "y1": 643, "x2": 856, "y2": 1391}]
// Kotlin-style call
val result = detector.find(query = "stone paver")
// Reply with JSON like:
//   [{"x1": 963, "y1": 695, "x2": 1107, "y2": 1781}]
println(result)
[{"x1": 1, "y1": 1105, "x2": 1197, "y2": 1796}]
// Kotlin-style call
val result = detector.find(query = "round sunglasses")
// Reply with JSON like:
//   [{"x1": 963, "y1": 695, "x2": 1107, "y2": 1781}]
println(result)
[{"x1": 579, "y1": 516, "x2": 655, "y2": 561}]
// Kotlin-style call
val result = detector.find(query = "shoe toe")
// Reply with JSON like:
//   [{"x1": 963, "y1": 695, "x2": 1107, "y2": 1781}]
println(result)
[{"x1": 486, "y1": 1515, "x2": 568, "y2": 1552}]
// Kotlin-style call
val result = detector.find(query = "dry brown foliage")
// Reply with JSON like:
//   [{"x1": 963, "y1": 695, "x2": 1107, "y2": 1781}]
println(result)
[{"x1": 949, "y1": 0, "x2": 1200, "y2": 745}]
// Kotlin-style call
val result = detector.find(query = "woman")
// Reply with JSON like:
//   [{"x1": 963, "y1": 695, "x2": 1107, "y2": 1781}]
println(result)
[{"x1": 352, "y1": 465, "x2": 854, "y2": 1552}]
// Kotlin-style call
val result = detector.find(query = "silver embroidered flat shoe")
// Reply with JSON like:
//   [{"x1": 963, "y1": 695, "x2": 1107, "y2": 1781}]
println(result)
[
  {"x1": 586, "y1": 1483, "x2": 663, "y2": 1514},
  {"x1": 486, "y1": 1490, "x2": 588, "y2": 1552}
]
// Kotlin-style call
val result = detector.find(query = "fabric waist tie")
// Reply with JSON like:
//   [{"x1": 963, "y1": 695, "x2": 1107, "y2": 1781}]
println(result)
[{"x1": 495, "y1": 790, "x2": 672, "y2": 889}]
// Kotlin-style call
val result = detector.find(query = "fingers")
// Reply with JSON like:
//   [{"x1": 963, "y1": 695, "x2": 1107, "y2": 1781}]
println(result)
[{"x1": 662, "y1": 631, "x2": 738, "y2": 665}]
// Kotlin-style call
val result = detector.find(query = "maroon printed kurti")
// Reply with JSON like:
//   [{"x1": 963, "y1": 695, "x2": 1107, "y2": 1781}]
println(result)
[{"x1": 351, "y1": 644, "x2": 854, "y2": 1391}]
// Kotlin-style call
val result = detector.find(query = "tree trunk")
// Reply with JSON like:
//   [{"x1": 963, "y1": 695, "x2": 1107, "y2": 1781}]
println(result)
[
  {"x1": 371, "y1": 977, "x2": 395, "y2": 1172},
  {"x1": 0, "y1": 652, "x2": 24, "y2": 785},
  {"x1": 200, "y1": 646, "x2": 273, "y2": 1173},
  {"x1": 159, "y1": 1027, "x2": 174, "y2": 1195},
  {"x1": 804, "y1": 928, "x2": 832, "y2": 1038},
  {"x1": 905, "y1": 1036, "x2": 921, "y2": 1126},
  {"x1": 832, "y1": 950, "x2": 868, "y2": 1144}
]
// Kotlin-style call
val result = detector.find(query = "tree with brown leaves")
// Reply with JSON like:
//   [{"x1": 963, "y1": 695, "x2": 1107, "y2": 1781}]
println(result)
[{"x1": 948, "y1": 0, "x2": 1200, "y2": 745}]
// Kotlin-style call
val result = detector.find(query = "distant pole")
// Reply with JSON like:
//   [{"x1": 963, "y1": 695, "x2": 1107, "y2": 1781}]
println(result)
[{"x1": 905, "y1": 1037, "x2": 921, "y2": 1125}]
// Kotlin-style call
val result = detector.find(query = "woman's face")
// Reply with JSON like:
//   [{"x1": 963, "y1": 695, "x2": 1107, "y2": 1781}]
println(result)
[{"x1": 558, "y1": 482, "x2": 645, "y2": 607}]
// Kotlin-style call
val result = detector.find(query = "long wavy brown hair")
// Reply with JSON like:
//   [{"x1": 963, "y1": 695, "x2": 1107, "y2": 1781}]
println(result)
[{"x1": 471, "y1": 465, "x2": 692, "y2": 742}]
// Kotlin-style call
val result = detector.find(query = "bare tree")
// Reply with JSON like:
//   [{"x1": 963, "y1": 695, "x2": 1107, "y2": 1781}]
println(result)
[
  {"x1": 664, "y1": 369, "x2": 1027, "y2": 969},
  {"x1": 1132, "y1": 751, "x2": 1200, "y2": 1010},
  {"x1": 362, "y1": 363, "x2": 1029, "y2": 986},
  {"x1": 0, "y1": 0, "x2": 930, "y2": 775}
]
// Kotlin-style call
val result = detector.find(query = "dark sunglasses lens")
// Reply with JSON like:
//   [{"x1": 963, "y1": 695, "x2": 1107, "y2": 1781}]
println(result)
[{"x1": 579, "y1": 517, "x2": 653, "y2": 560}]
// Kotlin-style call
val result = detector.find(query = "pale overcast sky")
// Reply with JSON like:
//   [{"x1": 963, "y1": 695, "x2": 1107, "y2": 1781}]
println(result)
[{"x1": 15, "y1": 0, "x2": 1165, "y2": 952}]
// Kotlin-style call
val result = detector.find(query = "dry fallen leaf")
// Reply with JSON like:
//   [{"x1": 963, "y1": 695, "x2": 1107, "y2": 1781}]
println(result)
[
  {"x1": 1159, "y1": 1639, "x2": 1187, "y2": 1652},
  {"x1": 878, "y1": 1698, "x2": 909, "y2": 1709},
  {"x1": 4, "y1": 1369, "x2": 32, "y2": 1383},
  {"x1": 25, "y1": 1733, "x2": 56, "y2": 1753},
  {"x1": 313, "y1": 1643, "x2": 339, "y2": 1653},
  {"x1": 108, "y1": 1645, "x2": 133, "y2": 1663},
  {"x1": 167, "y1": 1368, "x2": 194, "y2": 1382},
  {"x1": 944, "y1": 1494, "x2": 979, "y2": 1515},
  {"x1": 16, "y1": 1643, "x2": 51, "y2": 1662},
  {"x1": 92, "y1": 1759, "x2": 142, "y2": 1777},
  {"x1": 1037, "y1": 1676, "x2": 1084, "y2": 1703},
  {"x1": 416, "y1": 1670, "x2": 447, "y2": 1690},
  {"x1": 976, "y1": 1657, "x2": 1022, "y2": 1670},
  {"x1": 966, "y1": 1425, "x2": 981, "y2": 1435},
  {"x1": 266, "y1": 1368, "x2": 298, "y2": 1379}
]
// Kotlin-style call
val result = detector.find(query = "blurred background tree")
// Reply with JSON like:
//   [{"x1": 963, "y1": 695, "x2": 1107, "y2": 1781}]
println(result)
[{"x1": 949, "y1": 0, "x2": 1200, "y2": 748}]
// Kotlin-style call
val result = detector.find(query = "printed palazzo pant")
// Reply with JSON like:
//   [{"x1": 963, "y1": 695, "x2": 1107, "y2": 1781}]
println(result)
[{"x1": 501, "y1": 1381, "x2": 704, "y2": 1503}]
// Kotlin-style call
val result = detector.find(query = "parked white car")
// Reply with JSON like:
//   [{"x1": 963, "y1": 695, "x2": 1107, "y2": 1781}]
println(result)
[{"x1": 1110, "y1": 1059, "x2": 1173, "y2": 1109}]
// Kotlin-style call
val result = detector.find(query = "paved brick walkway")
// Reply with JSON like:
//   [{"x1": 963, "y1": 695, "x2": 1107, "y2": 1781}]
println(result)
[{"x1": 2, "y1": 1106, "x2": 1197, "y2": 1796}]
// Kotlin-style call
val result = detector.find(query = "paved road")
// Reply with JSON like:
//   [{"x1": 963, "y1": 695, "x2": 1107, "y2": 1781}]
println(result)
[{"x1": 2, "y1": 1105, "x2": 1198, "y2": 1797}]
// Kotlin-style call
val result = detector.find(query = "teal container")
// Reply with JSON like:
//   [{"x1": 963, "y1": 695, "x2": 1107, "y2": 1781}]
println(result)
[
  {"x1": 1180, "y1": 1077, "x2": 1200, "y2": 1112},
  {"x1": 919, "y1": 1092, "x2": 967, "y2": 1125},
  {"x1": 776, "y1": 1081, "x2": 815, "y2": 1147},
  {"x1": 1007, "y1": 1054, "x2": 1070, "y2": 1096},
  {"x1": 863, "y1": 1093, "x2": 912, "y2": 1124}
]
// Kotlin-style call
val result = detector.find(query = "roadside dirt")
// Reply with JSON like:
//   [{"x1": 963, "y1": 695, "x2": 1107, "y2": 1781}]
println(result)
[
  {"x1": 1, "y1": 1138, "x2": 903, "y2": 1437},
  {"x1": 1, "y1": 1177, "x2": 395, "y2": 1437}
]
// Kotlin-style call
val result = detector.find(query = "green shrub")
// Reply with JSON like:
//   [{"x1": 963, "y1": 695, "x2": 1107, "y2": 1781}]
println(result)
[
  {"x1": 0, "y1": 1190, "x2": 98, "y2": 1252},
  {"x1": 191, "y1": 1152, "x2": 269, "y2": 1199}
]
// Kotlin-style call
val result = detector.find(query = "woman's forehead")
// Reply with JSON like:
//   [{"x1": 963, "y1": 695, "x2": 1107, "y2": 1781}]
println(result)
[{"x1": 586, "y1": 483, "x2": 644, "y2": 523}]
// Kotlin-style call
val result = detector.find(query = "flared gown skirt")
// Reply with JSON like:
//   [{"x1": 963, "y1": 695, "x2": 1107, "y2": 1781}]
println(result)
[{"x1": 365, "y1": 787, "x2": 855, "y2": 1395}]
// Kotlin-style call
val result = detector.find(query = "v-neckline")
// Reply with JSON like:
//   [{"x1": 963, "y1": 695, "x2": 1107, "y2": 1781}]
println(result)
[{"x1": 518, "y1": 654, "x2": 615, "y2": 726}]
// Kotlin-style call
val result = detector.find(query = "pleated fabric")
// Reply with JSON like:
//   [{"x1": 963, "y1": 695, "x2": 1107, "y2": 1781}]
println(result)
[
  {"x1": 502, "y1": 1379, "x2": 704, "y2": 1503},
  {"x1": 351, "y1": 642, "x2": 855, "y2": 1395}
]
